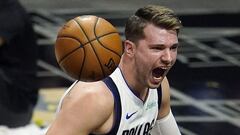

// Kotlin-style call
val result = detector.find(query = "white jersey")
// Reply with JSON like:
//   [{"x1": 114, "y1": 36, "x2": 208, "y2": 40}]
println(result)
[
  {"x1": 102, "y1": 68, "x2": 161, "y2": 135},
  {"x1": 57, "y1": 67, "x2": 162, "y2": 135}
]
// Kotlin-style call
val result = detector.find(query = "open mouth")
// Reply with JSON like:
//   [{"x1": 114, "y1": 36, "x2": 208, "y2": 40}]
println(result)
[{"x1": 152, "y1": 67, "x2": 168, "y2": 79}]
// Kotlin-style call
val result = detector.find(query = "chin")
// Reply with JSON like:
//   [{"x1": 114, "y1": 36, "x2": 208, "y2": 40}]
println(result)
[
  {"x1": 148, "y1": 77, "x2": 163, "y2": 89},
  {"x1": 148, "y1": 83, "x2": 161, "y2": 89}
]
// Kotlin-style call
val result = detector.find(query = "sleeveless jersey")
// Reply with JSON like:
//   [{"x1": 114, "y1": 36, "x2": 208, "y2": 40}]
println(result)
[
  {"x1": 56, "y1": 68, "x2": 162, "y2": 135},
  {"x1": 102, "y1": 67, "x2": 161, "y2": 135}
]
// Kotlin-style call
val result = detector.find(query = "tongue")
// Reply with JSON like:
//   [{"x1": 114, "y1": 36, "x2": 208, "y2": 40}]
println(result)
[{"x1": 152, "y1": 68, "x2": 164, "y2": 78}]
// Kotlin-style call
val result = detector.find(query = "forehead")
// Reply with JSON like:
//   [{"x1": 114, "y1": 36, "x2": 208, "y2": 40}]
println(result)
[{"x1": 142, "y1": 24, "x2": 178, "y2": 45}]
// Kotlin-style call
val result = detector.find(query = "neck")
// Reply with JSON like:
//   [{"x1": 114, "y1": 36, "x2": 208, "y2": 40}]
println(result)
[{"x1": 119, "y1": 57, "x2": 149, "y2": 101}]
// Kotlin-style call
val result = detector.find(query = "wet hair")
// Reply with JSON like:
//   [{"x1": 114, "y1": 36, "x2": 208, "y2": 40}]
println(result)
[{"x1": 125, "y1": 5, "x2": 182, "y2": 43}]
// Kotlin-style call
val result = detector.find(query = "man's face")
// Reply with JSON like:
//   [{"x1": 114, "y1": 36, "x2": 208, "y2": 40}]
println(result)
[{"x1": 134, "y1": 24, "x2": 179, "y2": 88}]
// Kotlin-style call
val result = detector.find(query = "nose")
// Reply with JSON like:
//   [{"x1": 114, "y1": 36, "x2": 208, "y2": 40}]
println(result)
[{"x1": 161, "y1": 49, "x2": 172, "y2": 65}]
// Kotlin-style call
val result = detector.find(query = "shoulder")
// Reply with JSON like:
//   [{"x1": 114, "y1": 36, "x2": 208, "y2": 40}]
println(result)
[
  {"x1": 158, "y1": 77, "x2": 171, "y2": 119},
  {"x1": 63, "y1": 80, "x2": 114, "y2": 114},
  {"x1": 67, "y1": 81, "x2": 112, "y2": 99},
  {"x1": 159, "y1": 77, "x2": 170, "y2": 102},
  {"x1": 161, "y1": 77, "x2": 170, "y2": 90},
  {"x1": 60, "y1": 81, "x2": 114, "y2": 132}
]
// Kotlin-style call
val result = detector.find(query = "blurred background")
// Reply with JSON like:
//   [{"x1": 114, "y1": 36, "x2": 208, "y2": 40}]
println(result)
[{"x1": 9, "y1": 0, "x2": 240, "y2": 134}]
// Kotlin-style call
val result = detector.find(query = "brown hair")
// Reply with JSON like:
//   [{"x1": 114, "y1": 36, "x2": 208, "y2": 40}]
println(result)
[{"x1": 125, "y1": 5, "x2": 182, "y2": 43}]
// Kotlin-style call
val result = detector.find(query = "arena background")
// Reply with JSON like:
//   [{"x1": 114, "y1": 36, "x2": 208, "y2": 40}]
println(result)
[{"x1": 17, "y1": 0, "x2": 240, "y2": 134}]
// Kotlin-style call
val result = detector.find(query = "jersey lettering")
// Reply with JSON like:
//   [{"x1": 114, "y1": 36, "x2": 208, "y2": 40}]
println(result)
[{"x1": 122, "y1": 119, "x2": 155, "y2": 135}]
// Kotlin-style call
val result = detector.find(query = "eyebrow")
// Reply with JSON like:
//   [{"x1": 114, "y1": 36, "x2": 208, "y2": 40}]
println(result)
[
  {"x1": 148, "y1": 43, "x2": 179, "y2": 47},
  {"x1": 172, "y1": 43, "x2": 179, "y2": 47}
]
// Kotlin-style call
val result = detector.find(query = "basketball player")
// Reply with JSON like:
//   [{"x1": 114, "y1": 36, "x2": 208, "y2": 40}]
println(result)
[{"x1": 46, "y1": 5, "x2": 182, "y2": 135}]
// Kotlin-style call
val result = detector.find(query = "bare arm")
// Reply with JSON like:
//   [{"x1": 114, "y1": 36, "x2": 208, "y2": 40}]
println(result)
[
  {"x1": 158, "y1": 77, "x2": 171, "y2": 118},
  {"x1": 151, "y1": 77, "x2": 181, "y2": 135},
  {"x1": 46, "y1": 81, "x2": 114, "y2": 135}
]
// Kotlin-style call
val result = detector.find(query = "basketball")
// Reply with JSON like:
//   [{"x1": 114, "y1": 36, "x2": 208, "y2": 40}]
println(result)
[{"x1": 55, "y1": 15, "x2": 123, "y2": 81}]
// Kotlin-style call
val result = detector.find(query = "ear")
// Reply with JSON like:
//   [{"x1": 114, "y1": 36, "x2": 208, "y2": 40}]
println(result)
[{"x1": 124, "y1": 40, "x2": 135, "y2": 57}]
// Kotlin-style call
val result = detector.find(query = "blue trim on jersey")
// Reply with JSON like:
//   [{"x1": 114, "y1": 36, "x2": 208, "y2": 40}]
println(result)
[
  {"x1": 117, "y1": 67, "x2": 143, "y2": 101},
  {"x1": 103, "y1": 77, "x2": 122, "y2": 135},
  {"x1": 89, "y1": 77, "x2": 122, "y2": 135},
  {"x1": 157, "y1": 87, "x2": 162, "y2": 109}
]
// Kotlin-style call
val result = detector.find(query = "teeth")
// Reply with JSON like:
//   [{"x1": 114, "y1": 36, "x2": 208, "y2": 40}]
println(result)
[
  {"x1": 153, "y1": 76, "x2": 162, "y2": 80},
  {"x1": 160, "y1": 67, "x2": 169, "y2": 70}
]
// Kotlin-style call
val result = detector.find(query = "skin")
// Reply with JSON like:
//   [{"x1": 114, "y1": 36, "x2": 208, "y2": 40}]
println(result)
[{"x1": 46, "y1": 23, "x2": 179, "y2": 135}]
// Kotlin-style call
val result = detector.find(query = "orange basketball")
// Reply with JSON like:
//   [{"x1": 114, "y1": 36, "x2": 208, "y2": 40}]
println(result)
[{"x1": 55, "y1": 15, "x2": 123, "y2": 81}]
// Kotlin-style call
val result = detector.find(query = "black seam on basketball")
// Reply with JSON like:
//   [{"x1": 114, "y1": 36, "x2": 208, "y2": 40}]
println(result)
[
  {"x1": 57, "y1": 35, "x2": 82, "y2": 44},
  {"x1": 82, "y1": 32, "x2": 118, "y2": 45},
  {"x1": 78, "y1": 46, "x2": 86, "y2": 80},
  {"x1": 58, "y1": 32, "x2": 118, "y2": 46},
  {"x1": 57, "y1": 36, "x2": 85, "y2": 80},
  {"x1": 58, "y1": 37, "x2": 84, "y2": 64},
  {"x1": 72, "y1": 19, "x2": 91, "y2": 80},
  {"x1": 94, "y1": 32, "x2": 122, "y2": 58},
  {"x1": 74, "y1": 18, "x2": 106, "y2": 78},
  {"x1": 57, "y1": 32, "x2": 119, "y2": 64},
  {"x1": 92, "y1": 17, "x2": 106, "y2": 77}
]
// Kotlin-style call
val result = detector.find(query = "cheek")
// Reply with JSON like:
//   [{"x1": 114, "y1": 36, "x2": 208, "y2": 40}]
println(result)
[
  {"x1": 139, "y1": 52, "x2": 155, "y2": 65},
  {"x1": 135, "y1": 51, "x2": 153, "y2": 71},
  {"x1": 136, "y1": 53, "x2": 148, "y2": 65}
]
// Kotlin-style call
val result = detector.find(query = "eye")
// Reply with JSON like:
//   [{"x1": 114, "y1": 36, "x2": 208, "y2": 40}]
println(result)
[
  {"x1": 150, "y1": 45, "x2": 165, "y2": 50},
  {"x1": 170, "y1": 44, "x2": 178, "y2": 50}
]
